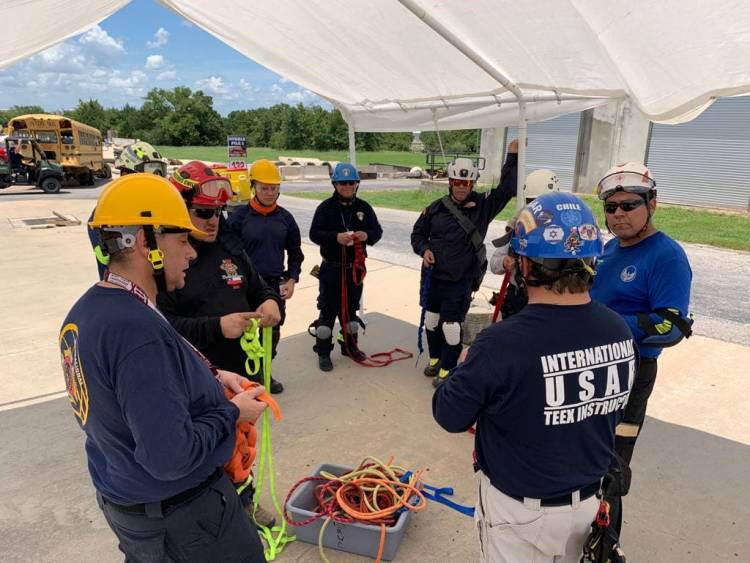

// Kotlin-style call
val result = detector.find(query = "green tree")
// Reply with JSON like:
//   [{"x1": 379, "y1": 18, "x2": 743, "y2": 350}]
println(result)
[
  {"x1": 0, "y1": 104, "x2": 46, "y2": 127},
  {"x1": 70, "y1": 99, "x2": 109, "y2": 134}
]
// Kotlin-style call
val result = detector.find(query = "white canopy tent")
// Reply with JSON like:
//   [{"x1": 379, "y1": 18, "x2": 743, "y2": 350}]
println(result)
[{"x1": 2, "y1": 0, "x2": 750, "y2": 201}]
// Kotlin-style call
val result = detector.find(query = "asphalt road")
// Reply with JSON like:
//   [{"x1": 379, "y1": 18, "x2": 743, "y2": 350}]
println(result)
[
  {"x1": 0, "y1": 176, "x2": 423, "y2": 201},
  {"x1": 2, "y1": 179, "x2": 747, "y2": 346}
]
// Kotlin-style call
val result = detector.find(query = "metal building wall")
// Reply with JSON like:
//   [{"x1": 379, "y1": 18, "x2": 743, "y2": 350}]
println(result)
[
  {"x1": 508, "y1": 112, "x2": 582, "y2": 192},
  {"x1": 647, "y1": 97, "x2": 750, "y2": 210}
]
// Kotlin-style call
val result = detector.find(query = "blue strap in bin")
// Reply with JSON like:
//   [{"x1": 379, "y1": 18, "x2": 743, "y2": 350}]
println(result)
[{"x1": 400, "y1": 471, "x2": 475, "y2": 518}]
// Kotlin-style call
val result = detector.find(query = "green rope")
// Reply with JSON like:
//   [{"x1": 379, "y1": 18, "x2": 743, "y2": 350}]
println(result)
[
  {"x1": 251, "y1": 325, "x2": 295, "y2": 560},
  {"x1": 240, "y1": 319, "x2": 264, "y2": 375}
]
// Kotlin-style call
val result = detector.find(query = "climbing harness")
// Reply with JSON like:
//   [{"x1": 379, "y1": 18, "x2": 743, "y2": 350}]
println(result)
[
  {"x1": 239, "y1": 320, "x2": 295, "y2": 560},
  {"x1": 338, "y1": 236, "x2": 412, "y2": 367},
  {"x1": 284, "y1": 456, "x2": 427, "y2": 563}
]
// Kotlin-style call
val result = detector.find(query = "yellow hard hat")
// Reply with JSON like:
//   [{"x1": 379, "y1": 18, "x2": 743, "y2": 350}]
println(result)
[
  {"x1": 249, "y1": 159, "x2": 282, "y2": 185},
  {"x1": 90, "y1": 173, "x2": 204, "y2": 235}
]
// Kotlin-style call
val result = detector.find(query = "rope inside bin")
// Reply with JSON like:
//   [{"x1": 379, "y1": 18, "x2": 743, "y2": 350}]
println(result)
[{"x1": 283, "y1": 456, "x2": 427, "y2": 562}]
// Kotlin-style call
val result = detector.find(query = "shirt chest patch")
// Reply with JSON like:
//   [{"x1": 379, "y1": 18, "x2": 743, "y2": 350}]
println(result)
[
  {"x1": 220, "y1": 259, "x2": 244, "y2": 289},
  {"x1": 356, "y1": 211, "x2": 364, "y2": 221},
  {"x1": 620, "y1": 265, "x2": 637, "y2": 283}
]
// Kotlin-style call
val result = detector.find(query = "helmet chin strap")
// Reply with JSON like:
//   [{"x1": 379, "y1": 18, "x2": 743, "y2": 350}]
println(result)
[{"x1": 139, "y1": 214, "x2": 167, "y2": 293}]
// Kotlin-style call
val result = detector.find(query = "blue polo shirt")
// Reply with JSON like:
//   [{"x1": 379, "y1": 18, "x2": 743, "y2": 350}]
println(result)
[
  {"x1": 591, "y1": 232, "x2": 692, "y2": 358},
  {"x1": 60, "y1": 285, "x2": 238, "y2": 505}
]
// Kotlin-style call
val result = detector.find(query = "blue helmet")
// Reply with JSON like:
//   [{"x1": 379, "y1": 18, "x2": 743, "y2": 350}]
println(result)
[
  {"x1": 511, "y1": 192, "x2": 603, "y2": 259},
  {"x1": 331, "y1": 162, "x2": 360, "y2": 183}
]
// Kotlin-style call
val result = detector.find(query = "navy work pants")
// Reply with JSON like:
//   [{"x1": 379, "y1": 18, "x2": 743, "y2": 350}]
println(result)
[
  {"x1": 423, "y1": 272, "x2": 472, "y2": 372},
  {"x1": 314, "y1": 260, "x2": 363, "y2": 354},
  {"x1": 97, "y1": 472, "x2": 265, "y2": 563}
]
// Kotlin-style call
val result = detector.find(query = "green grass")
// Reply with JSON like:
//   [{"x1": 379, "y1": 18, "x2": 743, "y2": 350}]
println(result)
[
  {"x1": 156, "y1": 146, "x2": 428, "y2": 168},
  {"x1": 289, "y1": 189, "x2": 750, "y2": 252}
]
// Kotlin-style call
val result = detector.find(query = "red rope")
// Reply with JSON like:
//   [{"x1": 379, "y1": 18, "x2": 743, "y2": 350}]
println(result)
[
  {"x1": 338, "y1": 236, "x2": 412, "y2": 368},
  {"x1": 491, "y1": 271, "x2": 511, "y2": 323}
]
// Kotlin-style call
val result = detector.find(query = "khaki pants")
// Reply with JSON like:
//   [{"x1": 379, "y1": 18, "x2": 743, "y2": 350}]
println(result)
[{"x1": 475, "y1": 471, "x2": 599, "y2": 563}]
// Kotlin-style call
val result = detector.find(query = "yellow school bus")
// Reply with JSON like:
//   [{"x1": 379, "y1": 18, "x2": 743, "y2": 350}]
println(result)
[{"x1": 6, "y1": 114, "x2": 110, "y2": 184}]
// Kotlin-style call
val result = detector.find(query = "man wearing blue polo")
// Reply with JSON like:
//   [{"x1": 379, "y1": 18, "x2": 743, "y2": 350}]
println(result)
[{"x1": 591, "y1": 162, "x2": 693, "y2": 532}]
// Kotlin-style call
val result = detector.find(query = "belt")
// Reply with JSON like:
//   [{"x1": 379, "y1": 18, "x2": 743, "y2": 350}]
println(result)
[
  {"x1": 508, "y1": 481, "x2": 600, "y2": 507},
  {"x1": 102, "y1": 468, "x2": 223, "y2": 516},
  {"x1": 322, "y1": 259, "x2": 353, "y2": 269}
]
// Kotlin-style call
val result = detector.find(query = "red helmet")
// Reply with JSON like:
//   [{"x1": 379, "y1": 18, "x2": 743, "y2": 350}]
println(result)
[{"x1": 169, "y1": 161, "x2": 232, "y2": 207}]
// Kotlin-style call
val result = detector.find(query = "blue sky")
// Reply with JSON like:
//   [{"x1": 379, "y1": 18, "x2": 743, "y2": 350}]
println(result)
[{"x1": 0, "y1": 0, "x2": 327, "y2": 115}]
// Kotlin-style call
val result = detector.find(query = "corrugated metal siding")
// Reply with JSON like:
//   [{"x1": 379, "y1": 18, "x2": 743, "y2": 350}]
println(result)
[
  {"x1": 508, "y1": 112, "x2": 581, "y2": 191},
  {"x1": 647, "y1": 97, "x2": 750, "y2": 209}
]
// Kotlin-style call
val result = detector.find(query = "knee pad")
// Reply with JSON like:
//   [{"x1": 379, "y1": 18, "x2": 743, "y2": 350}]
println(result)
[
  {"x1": 315, "y1": 325, "x2": 332, "y2": 340},
  {"x1": 344, "y1": 321, "x2": 359, "y2": 335},
  {"x1": 424, "y1": 311, "x2": 440, "y2": 331},
  {"x1": 442, "y1": 322, "x2": 461, "y2": 346}
]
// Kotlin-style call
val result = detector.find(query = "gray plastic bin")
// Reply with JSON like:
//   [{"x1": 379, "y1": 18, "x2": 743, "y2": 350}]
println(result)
[{"x1": 285, "y1": 463, "x2": 416, "y2": 561}]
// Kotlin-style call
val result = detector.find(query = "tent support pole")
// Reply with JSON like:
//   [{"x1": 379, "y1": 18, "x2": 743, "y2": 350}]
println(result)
[
  {"x1": 397, "y1": 0, "x2": 523, "y2": 100},
  {"x1": 348, "y1": 123, "x2": 357, "y2": 167},
  {"x1": 516, "y1": 101, "x2": 527, "y2": 210}
]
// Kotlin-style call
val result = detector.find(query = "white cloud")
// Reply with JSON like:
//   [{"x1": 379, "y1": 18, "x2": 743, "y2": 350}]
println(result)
[
  {"x1": 78, "y1": 25, "x2": 126, "y2": 63},
  {"x1": 145, "y1": 55, "x2": 165, "y2": 70},
  {"x1": 157, "y1": 69, "x2": 177, "y2": 81},
  {"x1": 278, "y1": 77, "x2": 290, "y2": 84},
  {"x1": 146, "y1": 27, "x2": 170, "y2": 49},
  {"x1": 285, "y1": 91, "x2": 305, "y2": 103},
  {"x1": 108, "y1": 70, "x2": 148, "y2": 96},
  {"x1": 196, "y1": 75, "x2": 236, "y2": 99}
]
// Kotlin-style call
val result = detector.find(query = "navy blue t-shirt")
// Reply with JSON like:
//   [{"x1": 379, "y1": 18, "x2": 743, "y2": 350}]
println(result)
[
  {"x1": 59, "y1": 285, "x2": 238, "y2": 504},
  {"x1": 591, "y1": 232, "x2": 691, "y2": 358},
  {"x1": 433, "y1": 301, "x2": 634, "y2": 499},
  {"x1": 228, "y1": 204, "x2": 304, "y2": 281}
]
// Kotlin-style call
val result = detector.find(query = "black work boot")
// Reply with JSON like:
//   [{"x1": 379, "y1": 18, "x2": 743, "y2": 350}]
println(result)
[
  {"x1": 423, "y1": 359, "x2": 441, "y2": 377},
  {"x1": 339, "y1": 332, "x2": 366, "y2": 361},
  {"x1": 318, "y1": 354, "x2": 333, "y2": 372},
  {"x1": 247, "y1": 374, "x2": 284, "y2": 394},
  {"x1": 314, "y1": 337, "x2": 334, "y2": 372},
  {"x1": 268, "y1": 378, "x2": 284, "y2": 394}
]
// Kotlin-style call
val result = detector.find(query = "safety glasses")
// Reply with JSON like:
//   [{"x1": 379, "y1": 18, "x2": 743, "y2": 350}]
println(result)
[
  {"x1": 191, "y1": 207, "x2": 223, "y2": 219},
  {"x1": 196, "y1": 178, "x2": 233, "y2": 202},
  {"x1": 604, "y1": 199, "x2": 646, "y2": 214}
]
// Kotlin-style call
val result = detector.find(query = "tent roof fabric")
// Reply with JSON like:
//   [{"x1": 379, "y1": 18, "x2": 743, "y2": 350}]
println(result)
[{"x1": 2, "y1": 0, "x2": 750, "y2": 131}]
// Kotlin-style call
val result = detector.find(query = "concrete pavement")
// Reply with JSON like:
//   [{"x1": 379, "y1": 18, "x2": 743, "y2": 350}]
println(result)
[{"x1": 0, "y1": 197, "x2": 748, "y2": 562}]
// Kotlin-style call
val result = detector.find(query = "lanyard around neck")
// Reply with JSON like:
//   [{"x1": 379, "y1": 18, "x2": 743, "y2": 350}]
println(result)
[{"x1": 102, "y1": 271, "x2": 219, "y2": 376}]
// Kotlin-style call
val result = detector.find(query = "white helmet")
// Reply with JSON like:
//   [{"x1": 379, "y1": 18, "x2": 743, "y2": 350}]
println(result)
[
  {"x1": 524, "y1": 169, "x2": 559, "y2": 199},
  {"x1": 447, "y1": 157, "x2": 479, "y2": 182},
  {"x1": 597, "y1": 162, "x2": 655, "y2": 200}
]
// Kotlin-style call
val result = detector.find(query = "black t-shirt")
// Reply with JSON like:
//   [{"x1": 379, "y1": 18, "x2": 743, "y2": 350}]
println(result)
[
  {"x1": 433, "y1": 300, "x2": 635, "y2": 498},
  {"x1": 157, "y1": 233, "x2": 281, "y2": 375}
]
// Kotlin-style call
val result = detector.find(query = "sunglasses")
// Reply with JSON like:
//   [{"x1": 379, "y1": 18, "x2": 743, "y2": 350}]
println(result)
[
  {"x1": 451, "y1": 179, "x2": 474, "y2": 188},
  {"x1": 336, "y1": 181, "x2": 358, "y2": 187},
  {"x1": 192, "y1": 207, "x2": 223, "y2": 219},
  {"x1": 604, "y1": 199, "x2": 646, "y2": 214}
]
